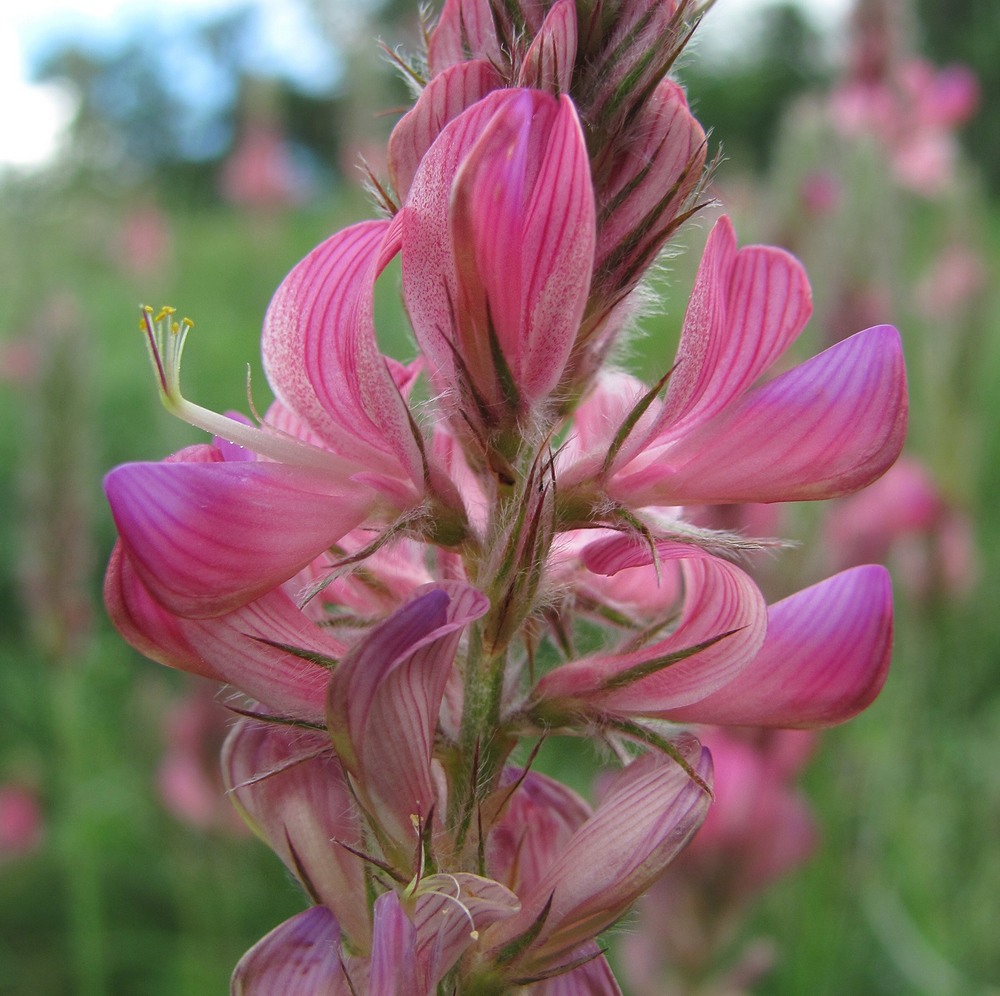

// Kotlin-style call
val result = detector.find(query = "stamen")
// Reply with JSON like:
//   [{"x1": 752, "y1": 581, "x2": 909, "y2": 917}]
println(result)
[{"x1": 137, "y1": 304, "x2": 358, "y2": 477}]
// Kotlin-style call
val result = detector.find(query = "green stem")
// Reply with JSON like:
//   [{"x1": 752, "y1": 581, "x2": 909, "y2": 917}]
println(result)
[{"x1": 452, "y1": 625, "x2": 509, "y2": 857}]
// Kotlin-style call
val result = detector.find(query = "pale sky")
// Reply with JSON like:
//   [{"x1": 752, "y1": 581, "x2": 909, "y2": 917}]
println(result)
[{"x1": 0, "y1": 0, "x2": 853, "y2": 170}]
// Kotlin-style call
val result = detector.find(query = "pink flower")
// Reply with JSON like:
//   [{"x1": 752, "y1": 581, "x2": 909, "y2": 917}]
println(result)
[
  {"x1": 559, "y1": 216, "x2": 906, "y2": 509},
  {"x1": 0, "y1": 783, "x2": 43, "y2": 859},
  {"x1": 535, "y1": 535, "x2": 893, "y2": 730},
  {"x1": 400, "y1": 88, "x2": 595, "y2": 437}
]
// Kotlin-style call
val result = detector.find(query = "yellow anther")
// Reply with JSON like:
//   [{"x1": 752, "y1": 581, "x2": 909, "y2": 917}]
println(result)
[{"x1": 155, "y1": 305, "x2": 176, "y2": 322}]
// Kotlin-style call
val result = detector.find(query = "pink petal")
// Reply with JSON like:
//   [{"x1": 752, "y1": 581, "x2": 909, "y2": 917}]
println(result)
[
  {"x1": 488, "y1": 769, "x2": 593, "y2": 896},
  {"x1": 223, "y1": 720, "x2": 370, "y2": 947},
  {"x1": 403, "y1": 90, "x2": 595, "y2": 409},
  {"x1": 518, "y1": 0, "x2": 578, "y2": 93},
  {"x1": 632, "y1": 216, "x2": 812, "y2": 461},
  {"x1": 104, "y1": 541, "x2": 210, "y2": 677},
  {"x1": 667, "y1": 566, "x2": 894, "y2": 727},
  {"x1": 535, "y1": 539, "x2": 767, "y2": 716},
  {"x1": 412, "y1": 874, "x2": 520, "y2": 988},
  {"x1": 108, "y1": 546, "x2": 343, "y2": 721},
  {"x1": 262, "y1": 219, "x2": 424, "y2": 488},
  {"x1": 485, "y1": 748, "x2": 712, "y2": 966},
  {"x1": 389, "y1": 60, "x2": 504, "y2": 202},
  {"x1": 595, "y1": 79, "x2": 706, "y2": 284},
  {"x1": 105, "y1": 458, "x2": 371, "y2": 617},
  {"x1": 231, "y1": 906, "x2": 350, "y2": 995},
  {"x1": 370, "y1": 892, "x2": 421, "y2": 996},
  {"x1": 532, "y1": 946, "x2": 623, "y2": 995},
  {"x1": 614, "y1": 324, "x2": 907, "y2": 505},
  {"x1": 428, "y1": 0, "x2": 504, "y2": 76},
  {"x1": 326, "y1": 583, "x2": 489, "y2": 856},
  {"x1": 450, "y1": 90, "x2": 595, "y2": 402}
]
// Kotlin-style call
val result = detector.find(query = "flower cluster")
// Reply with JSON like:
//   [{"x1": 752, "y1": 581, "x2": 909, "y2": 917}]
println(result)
[{"x1": 104, "y1": 1, "x2": 907, "y2": 991}]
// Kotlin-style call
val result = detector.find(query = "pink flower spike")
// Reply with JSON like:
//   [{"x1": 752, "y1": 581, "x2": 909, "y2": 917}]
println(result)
[
  {"x1": 231, "y1": 906, "x2": 352, "y2": 995},
  {"x1": 105, "y1": 457, "x2": 372, "y2": 618},
  {"x1": 534, "y1": 538, "x2": 767, "y2": 718},
  {"x1": 262, "y1": 219, "x2": 424, "y2": 490},
  {"x1": 613, "y1": 323, "x2": 908, "y2": 506},
  {"x1": 223, "y1": 720, "x2": 370, "y2": 947},
  {"x1": 667, "y1": 566, "x2": 894, "y2": 728},
  {"x1": 326, "y1": 583, "x2": 489, "y2": 857}
]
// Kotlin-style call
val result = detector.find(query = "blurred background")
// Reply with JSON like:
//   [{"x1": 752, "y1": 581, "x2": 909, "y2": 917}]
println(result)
[{"x1": 0, "y1": 0, "x2": 997, "y2": 993}]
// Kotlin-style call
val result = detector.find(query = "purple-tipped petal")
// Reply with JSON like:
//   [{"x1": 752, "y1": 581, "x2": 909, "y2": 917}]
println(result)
[
  {"x1": 231, "y1": 906, "x2": 351, "y2": 995},
  {"x1": 223, "y1": 720, "x2": 369, "y2": 947},
  {"x1": 535, "y1": 539, "x2": 767, "y2": 716},
  {"x1": 615, "y1": 324, "x2": 908, "y2": 505},
  {"x1": 262, "y1": 220, "x2": 424, "y2": 488},
  {"x1": 667, "y1": 566, "x2": 894, "y2": 727},
  {"x1": 326, "y1": 583, "x2": 489, "y2": 856},
  {"x1": 105, "y1": 458, "x2": 371, "y2": 618}
]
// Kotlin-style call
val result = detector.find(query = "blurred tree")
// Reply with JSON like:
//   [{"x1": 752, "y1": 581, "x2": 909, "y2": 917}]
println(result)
[
  {"x1": 683, "y1": 2, "x2": 831, "y2": 174},
  {"x1": 29, "y1": 3, "x2": 351, "y2": 202}
]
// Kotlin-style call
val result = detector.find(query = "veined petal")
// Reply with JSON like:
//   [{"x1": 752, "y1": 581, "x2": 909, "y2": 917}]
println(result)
[
  {"x1": 485, "y1": 749, "x2": 712, "y2": 966},
  {"x1": 403, "y1": 89, "x2": 595, "y2": 412},
  {"x1": 231, "y1": 906, "x2": 350, "y2": 995},
  {"x1": 450, "y1": 90, "x2": 595, "y2": 403},
  {"x1": 518, "y1": 0, "x2": 578, "y2": 93},
  {"x1": 262, "y1": 220, "x2": 424, "y2": 488},
  {"x1": 487, "y1": 769, "x2": 592, "y2": 897},
  {"x1": 104, "y1": 541, "x2": 210, "y2": 677},
  {"x1": 370, "y1": 892, "x2": 421, "y2": 996},
  {"x1": 105, "y1": 458, "x2": 372, "y2": 617},
  {"x1": 629, "y1": 216, "x2": 811, "y2": 464},
  {"x1": 428, "y1": 0, "x2": 504, "y2": 76},
  {"x1": 412, "y1": 874, "x2": 520, "y2": 988},
  {"x1": 326, "y1": 583, "x2": 489, "y2": 856},
  {"x1": 535, "y1": 539, "x2": 767, "y2": 717},
  {"x1": 389, "y1": 61, "x2": 504, "y2": 203},
  {"x1": 108, "y1": 545, "x2": 344, "y2": 720},
  {"x1": 613, "y1": 324, "x2": 908, "y2": 506},
  {"x1": 531, "y1": 945, "x2": 623, "y2": 995},
  {"x1": 223, "y1": 720, "x2": 369, "y2": 948},
  {"x1": 594, "y1": 79, "x2": 706, "y2": 288},
  {"x1": 666, "y1": 566, "x2": 893, "y2": 728}
]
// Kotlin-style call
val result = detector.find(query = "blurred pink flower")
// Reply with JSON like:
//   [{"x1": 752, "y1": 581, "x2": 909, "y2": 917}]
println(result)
[
  {"x1": 825, "y1": 456, "x2": 976, "y2": 599},
  {"x1": 158, "y1": 681, "x2": 247, "y2": 834},
  {"x1": 220, "y1": 122, "x2": 308, "y2": 211},
  {"x1": 0, "y1": 783, "x2": 43, "y2": 859}
]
